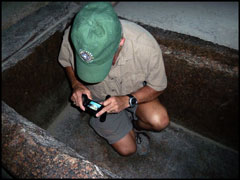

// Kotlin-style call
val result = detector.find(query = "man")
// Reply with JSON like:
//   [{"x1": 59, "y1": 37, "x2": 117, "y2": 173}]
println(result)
[{"x1": 58, "y1": 2, "x2": 169, "y2": 156}]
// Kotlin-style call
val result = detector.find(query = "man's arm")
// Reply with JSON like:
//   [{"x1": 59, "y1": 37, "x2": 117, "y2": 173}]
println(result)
[
  {"x1": 131, "y1": 85, "x2": 163, "y2": 104},
  {"x1": 65, "y1": 66, "x2": 80, "y2": 89},
  {"x1": 65, "y1": 66, "x2": 92, "y2": 111},
  {"x1": 96, "y1": 85, "x2": 163, "y2": 117}
]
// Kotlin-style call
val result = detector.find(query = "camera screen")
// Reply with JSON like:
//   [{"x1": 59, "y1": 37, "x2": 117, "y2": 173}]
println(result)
[{"x1": 87, "y1": 101, "x2": 102, "y2": 111}]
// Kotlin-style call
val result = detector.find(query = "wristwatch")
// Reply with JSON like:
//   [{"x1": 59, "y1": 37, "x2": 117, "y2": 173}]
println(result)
[{"x1": 127, "y1": 94, "x2": 138, "y2": 108}]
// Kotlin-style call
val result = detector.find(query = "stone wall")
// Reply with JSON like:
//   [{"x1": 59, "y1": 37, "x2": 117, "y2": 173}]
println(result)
[{"x1": 135, "y1": 20, "x2": 238, "y2": 150}]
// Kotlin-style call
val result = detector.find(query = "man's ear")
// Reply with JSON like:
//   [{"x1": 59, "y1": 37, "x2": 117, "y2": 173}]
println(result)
[{"x1": 119, "y1": 37, "x2": 125, "y2": 47}]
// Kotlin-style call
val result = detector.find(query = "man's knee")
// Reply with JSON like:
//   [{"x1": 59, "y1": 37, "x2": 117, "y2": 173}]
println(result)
[
  {"x1": 117, "y1": 144, "x2": 137, "y2": 156},
  {"x1": 137, "y1": 99, "x2": 170, "y2": 131},
  {"x1": 150, "y1": 110, "x2": 169, "y2": 131},
  {"x1": 111, "y1": 130, "x2": 137, "y2": 156}
]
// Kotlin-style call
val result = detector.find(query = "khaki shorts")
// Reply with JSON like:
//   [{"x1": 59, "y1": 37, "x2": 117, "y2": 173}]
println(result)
[{"x1": 89, "y1": 106, "x2": 138, "y2": 144}]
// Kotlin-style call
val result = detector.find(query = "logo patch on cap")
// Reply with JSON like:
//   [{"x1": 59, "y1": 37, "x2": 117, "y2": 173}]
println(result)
[{"x1": 79, "y1": 49, "x2": 94, "y2": 63}]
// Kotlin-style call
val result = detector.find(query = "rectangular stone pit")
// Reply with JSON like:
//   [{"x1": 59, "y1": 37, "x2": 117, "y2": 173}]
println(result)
[{"x1": 2, "y1": 4, "x2": 238, "y2": 178}]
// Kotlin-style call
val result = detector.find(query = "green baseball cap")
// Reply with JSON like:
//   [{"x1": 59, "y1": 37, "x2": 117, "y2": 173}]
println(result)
[{"x1": 71, "y1": 2, "x2": 122, "y2": 83}]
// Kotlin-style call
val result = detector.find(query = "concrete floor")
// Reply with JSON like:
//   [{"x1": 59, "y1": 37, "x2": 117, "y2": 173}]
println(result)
[
  {"x1": 1, "y1": 2, "x2": 50, "y2": 31},
  {"x1": 114, "y1": 2, "x2": 238, "y2": 50},
  {"x1": 47, "y1": 103, "x2": 238, "y2": 178},
  {"x1": 2, "y1": 2, "x2": 238, "y2": 49}
]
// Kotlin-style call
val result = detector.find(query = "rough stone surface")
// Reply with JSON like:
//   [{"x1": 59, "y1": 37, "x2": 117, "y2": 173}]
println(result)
[
  {"x1": 1, "y1": 102, "x2": 118, "y2": 179},
  {"x1": 1, "y1": 2, "x2": 85, "y2": 71},
  {"x1": 2, "y1": 2, "x2": 50, "y2": 31},
  {"x1": 114, "y1": 2, "x2": 238, "y2": 50}
]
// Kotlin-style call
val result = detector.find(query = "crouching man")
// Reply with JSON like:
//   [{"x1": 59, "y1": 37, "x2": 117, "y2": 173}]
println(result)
[{"x1": 58, "y1": 2, "x2": 169, "y2": 156}]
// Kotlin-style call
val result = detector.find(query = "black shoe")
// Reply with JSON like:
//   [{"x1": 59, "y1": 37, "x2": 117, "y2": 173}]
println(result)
[{"x1": 134, "y1": 130, "x2": 150, "y2": 156}]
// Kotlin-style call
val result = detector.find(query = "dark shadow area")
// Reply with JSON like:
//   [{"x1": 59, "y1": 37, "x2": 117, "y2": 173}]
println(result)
[{"x1": 2, "y1": 31, "x2": 71, "y2": 129}]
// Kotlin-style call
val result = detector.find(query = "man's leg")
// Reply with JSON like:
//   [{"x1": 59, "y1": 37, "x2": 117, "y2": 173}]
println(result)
[
  {"x1": 111, "y1": 130, "x2": 136, "y2": 156},
  {"x1": 135, "y1": 98, "x2": 169, "y2": 131},
  {"x1": 111, "y1": 98, "x2": 169, "y2": 156},
  {"x1": 89, "y1": 97, "x2": 137, "y2": 156}
]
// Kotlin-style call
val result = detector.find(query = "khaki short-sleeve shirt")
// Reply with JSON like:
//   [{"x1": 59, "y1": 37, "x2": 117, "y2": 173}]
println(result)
[{"x1": 58, "y1": 19, "x2": 167, "y2": 100}]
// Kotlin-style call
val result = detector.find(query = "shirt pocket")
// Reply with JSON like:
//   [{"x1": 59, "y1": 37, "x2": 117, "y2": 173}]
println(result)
[{"x1": 120, "y1": 72, "x2": 146, "y2": 95}]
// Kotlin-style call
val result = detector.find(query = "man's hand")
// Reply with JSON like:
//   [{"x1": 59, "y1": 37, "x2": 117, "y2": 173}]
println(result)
[
  {"x1": 71, "y1": 82, "x2": 92, "y2": 111},
  {"x1": 96, "y1": 96, "x2": 129, "y2": 117}
]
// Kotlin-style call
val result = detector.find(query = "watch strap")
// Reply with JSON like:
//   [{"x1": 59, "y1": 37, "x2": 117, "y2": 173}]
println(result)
[{"x1": 127, "y1": 94, "x2": 134, "y2": 99}]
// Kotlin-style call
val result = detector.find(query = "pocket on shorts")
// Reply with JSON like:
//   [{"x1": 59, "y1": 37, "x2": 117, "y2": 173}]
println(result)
[{"x1": 89, "y1": 110, "x2": 129, "y2": 137}]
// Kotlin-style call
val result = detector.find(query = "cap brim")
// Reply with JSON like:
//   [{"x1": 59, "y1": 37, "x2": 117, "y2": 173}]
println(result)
[{"x1": 76, "y1": 55, "x2": 113, "y2": 83}]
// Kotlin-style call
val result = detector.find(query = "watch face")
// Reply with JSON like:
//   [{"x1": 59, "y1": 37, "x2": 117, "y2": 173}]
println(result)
[
  {"x1": 128, "y1": 94, "x2": 137, "y2": 107},
  {"x1": 132, "y1": 98, "x2": 137, "y2": 105},
  {"x1": 130, "y1": 97, "x2": 137, "y2": 107}
]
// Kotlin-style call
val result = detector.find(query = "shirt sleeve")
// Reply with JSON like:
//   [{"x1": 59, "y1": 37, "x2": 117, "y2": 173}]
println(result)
[
  {"x1": 146, "y1": 45, "x2": 167, "y2": 91},
  {"x1": 58, "y1": 26, "x2": 75, "y2": 69}
]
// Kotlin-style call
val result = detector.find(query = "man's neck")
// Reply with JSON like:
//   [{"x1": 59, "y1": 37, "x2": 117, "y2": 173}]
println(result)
[{"x1": 112, "y1": 38, "x2": 125, "y2": 66}]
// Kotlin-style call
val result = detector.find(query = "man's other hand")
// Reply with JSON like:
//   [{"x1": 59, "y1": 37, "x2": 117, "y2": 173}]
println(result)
[
  {"x1": 96, "y1": 96, "x2": 129, "y2": 117},
  {"x1": 71, "y1": 82, "x2": 92, "y2": 111}
]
